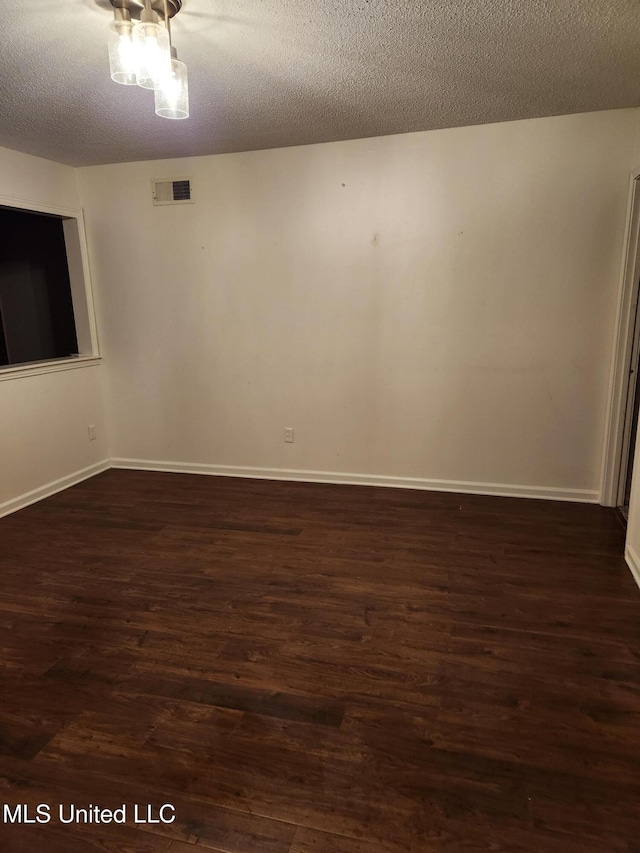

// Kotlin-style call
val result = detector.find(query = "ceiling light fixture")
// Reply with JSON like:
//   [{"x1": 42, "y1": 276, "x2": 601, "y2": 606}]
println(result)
[{"x1": 107, "y1": 0, "x2": 189, "y2": 120}]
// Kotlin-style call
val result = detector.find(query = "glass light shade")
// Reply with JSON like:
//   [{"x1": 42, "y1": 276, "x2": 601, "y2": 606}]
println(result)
[
  {"x1": 133, "y1": 20, "x2": 171, "y2": 90},
  {"x1": 155, "y1": 57, "x2": 189, "y2": 119},
  {"x1": 108, "y1": 19, "x2": 137, "y2": 85}
]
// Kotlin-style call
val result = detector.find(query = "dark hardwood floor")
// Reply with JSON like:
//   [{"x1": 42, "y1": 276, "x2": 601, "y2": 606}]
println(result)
[{"x1": 1, "y1": 469, "x2": 639, "y2": 852}]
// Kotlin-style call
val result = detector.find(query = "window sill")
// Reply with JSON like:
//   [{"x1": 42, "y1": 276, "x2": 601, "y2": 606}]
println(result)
[{"x1": 0, "y1": 355, "x2": 102, "y2": 383}]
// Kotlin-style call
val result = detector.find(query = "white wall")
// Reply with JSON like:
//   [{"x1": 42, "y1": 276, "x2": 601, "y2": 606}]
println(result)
[
  {"x1": 79, "y1": 109, "x2": 640, "y2": 499},
  {"x1": 0, "y1": 146, "x2": 80, "y2": 211},
  {"x1": 0, "y1": 147, "x2": 108, "y2": 513}
]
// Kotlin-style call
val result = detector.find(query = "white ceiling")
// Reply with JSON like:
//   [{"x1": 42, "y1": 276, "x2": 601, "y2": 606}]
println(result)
[{"x1": 0, "y1": 0, "x2": 639, "y2": 167}]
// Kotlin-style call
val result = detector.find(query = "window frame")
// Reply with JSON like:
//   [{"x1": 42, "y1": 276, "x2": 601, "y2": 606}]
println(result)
[{"x1": 0, "y1": 194, "x2": 100, "y2": 381}]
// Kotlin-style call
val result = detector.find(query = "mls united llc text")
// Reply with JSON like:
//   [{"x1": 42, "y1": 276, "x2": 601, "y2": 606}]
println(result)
[{"x1": 3, "y1": 803, "x2": 176, "y2": 825}]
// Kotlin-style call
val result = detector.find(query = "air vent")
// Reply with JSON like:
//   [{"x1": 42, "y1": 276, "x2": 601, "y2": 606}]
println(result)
[{"x1": 152, "y1": 178, "x2": 194, "y2": 206}]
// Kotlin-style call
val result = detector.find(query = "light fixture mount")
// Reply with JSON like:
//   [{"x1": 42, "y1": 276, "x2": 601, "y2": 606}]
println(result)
[{"x1": 109, "y1": 0, "x2": 183, "y2": 22}]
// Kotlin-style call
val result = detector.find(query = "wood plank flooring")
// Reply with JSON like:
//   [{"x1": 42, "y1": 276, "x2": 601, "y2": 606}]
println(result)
[{"x1": 0, "y1": 470, "x2": 639, "y2": 851}]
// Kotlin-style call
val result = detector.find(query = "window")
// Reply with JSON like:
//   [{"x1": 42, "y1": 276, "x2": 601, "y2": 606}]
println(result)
[{"x1": 0, "y1": 204, "x2": 97, "y2": 370}]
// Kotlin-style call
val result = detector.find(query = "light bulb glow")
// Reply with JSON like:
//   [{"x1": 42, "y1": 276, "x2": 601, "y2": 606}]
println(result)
[
  {"x1": 155, "y1": 57, "x2": 189, "y2": 119},
  {"x1": 133, "y1": 20, "x2": 171, "y2": 90},
  {"x1": 108, "y1": 20, "x2": 137, "y2": 85}
]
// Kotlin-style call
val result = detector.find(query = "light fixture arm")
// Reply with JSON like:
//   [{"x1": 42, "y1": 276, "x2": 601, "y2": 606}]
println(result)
[
  {"x1": 163, "y1": 0, "x2": 172, "y2": 43},
  {"x1": 109, "y1": 0, "x2": 182, "y2": 23},
  {"x1": 140, "y1": 0, "x2": 156, "y2": 25},
  {"x1": 111, "y1": 0, "x2": 131, "y2": 23}
]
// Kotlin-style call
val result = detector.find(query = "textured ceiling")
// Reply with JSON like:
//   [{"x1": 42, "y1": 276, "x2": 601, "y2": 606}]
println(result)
[{"x1": 0, "y1": 0, "x2": 639, "y2": 167}]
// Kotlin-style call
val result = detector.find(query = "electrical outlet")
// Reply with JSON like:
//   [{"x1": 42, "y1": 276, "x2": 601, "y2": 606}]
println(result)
[
  {"x1": 284, "y1": 427, "x2": 294, "y2": 443},
  {"x1": 88, "y1": 424, "x2": 97, "y2": 441}
]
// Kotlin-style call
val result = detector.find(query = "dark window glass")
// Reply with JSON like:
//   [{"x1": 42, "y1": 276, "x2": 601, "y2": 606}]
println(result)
[{"x1": 0, "y1": 207, "x2": 78, "y2": 367}]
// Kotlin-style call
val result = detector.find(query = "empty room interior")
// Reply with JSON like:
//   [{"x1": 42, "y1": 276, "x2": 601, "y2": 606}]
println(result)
[{"x1": 2, "y1": 1, "x2": 640, "y2": 851}]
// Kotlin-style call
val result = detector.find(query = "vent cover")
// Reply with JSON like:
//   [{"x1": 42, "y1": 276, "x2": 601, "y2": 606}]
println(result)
[{"x1": 152, "y1": 178, "x2": 194, "y2": 206}]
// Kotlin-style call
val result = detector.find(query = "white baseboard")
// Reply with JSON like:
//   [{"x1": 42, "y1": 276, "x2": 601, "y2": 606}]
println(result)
[
  {"x1": 0, "y1": 460, "x2": 111, "y2": 520},
  {"x1": 110, "y1": 458, "x2": 599, "y2": 503},
  {"x1": 625, "y1": 545, "x2": 640, "y2": 591},
  {"x1": 0, "y1": 458, "x2": 600, "y2": 522}
]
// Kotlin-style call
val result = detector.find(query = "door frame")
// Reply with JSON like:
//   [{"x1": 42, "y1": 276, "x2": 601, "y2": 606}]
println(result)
[{"x1": 601, "y1": 166, "x2": 640, "y2": 506}]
